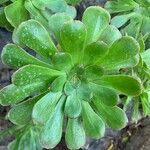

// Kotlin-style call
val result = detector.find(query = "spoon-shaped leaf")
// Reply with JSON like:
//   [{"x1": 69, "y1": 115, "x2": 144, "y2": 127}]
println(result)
[
  {"x1": 83, "y1": 41, "x2": 108, "y2": 65},
  {"x1": 65, "y1": 91, "x2": 82, "y2": 118},
  {"x1": 65, "y1": 118, "x2": 86, "y2": 149},
  {"x1": 32, "y1": 92, "x2": 62, "y2": 124},
  {"x1": 100, "y1": 36, "x2": 140, "y2": 70},
  {"x1": 49, "y1": 13, "x2": 73, "y2": 42},
  {"x1": 7, "y1": 94, "x2": 43, "y2": 125},
  {"x1": 82, "y1": 101, "x2": 105, "y2": 138},
  {"x1": 5, "y1": 0, "x2": 29, "y2": 27},
  {"x1": 82, "y1": 6, "x2": 110, "y2": 44},
  {"x1": 60, "y1": 20, "x2": 87, "y2": 64},
  {"x1": 14, "y1": 19, "x2": 57, "y2": 57},
  {"x1": 90, "y1": 83, "x2": 118, "y2": 106},
  {"x1": 94, "y1": 75, "x2": 142, "y2": 96},
  {"x1": 1, "y1": 44, "x2": 51, "y2": 68},
  {"x1": 93, "y1": 99, "x2": 128, "y2": 129},
  {"x1": 0, "y1": 82, "x2": 48, "y2": 106},
  {"x1": 99, "y1": 25, "x2": 122, "y2": 46},
  {"x1": 12, "y1": 65, "x2": 65, "y2": 86},
  {"x1": 40, "y1": 96, "x2": 65, "y2": 149}
]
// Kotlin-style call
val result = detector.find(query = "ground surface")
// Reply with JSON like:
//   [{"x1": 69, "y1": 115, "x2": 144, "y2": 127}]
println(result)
[{"x1": 1, "y1": 0, "x2": 150, "y2": 150}]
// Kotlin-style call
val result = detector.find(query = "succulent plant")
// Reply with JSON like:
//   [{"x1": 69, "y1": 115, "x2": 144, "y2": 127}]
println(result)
[{"x1": 0, "y1": 6, "x2": 143, "y2": 149}]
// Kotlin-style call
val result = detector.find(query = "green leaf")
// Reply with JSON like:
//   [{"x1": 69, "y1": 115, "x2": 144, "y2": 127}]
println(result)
[
  {"x1": 65, "y1": 5, "x2": 77, "y2": 18},
  {"x1": 99, "y1": 25, "x2": 122, "y2": 46},
  {"x1": 93, "y1": 99, "x2": 128, "y2": 129},
  {"x1": 52, "y1": 52, "x2": 73, "y2": 72},
  {"x1": 51, "y1": 75, "x2": 67, "y2": 92},
  {"x1": 85, "y1": 65, "x2": 104, "y2": 81},
  {"x1": 141, "y1": 49, "x2": 150, "y2": 67},
  {"x1": 64, "y1": 81, "x2": 75, "y2": 95},
  {"x1": 1, "y1": 44, "x2": 52, "y2": 68},
  {"x1": 65, "y1": 0, "x2": 81, "y2": 5},
  {"x1": 65, "y1": 91, "x2": 82, "y2": 118},
  {"x1": 49, "y1": 13, "x2": 73, "y2": 42},
  {"x1": 104, "y1": 0, "x2": 136, "y2": 13},
  {"x1": 82, "y1": 6, "x2": 110, "y2": 44},
  {"x1": 90, "y1": 83, "x2": 118, "y2": 106},
  {"x1": 94, "y1": 75, "x2": 142, "y2": 96},
  {"x1": 12, "y1": 65, "x2": 65, "y2": 86},
  {"x1": 65, "y1": 118, "x2": 86, "y2": 149},
  {"x1": 60, "y1": 20, "x2": 87, "y2": 64},
  {"x1": 32, "y1": 0, "x2": 67, "y2": 13},
  {"x1": 32, "y1": 92, "x2": 62, "y2": 124},
  {"x1": 8, "y1": 95, "x2": 43, "y2": 125},
  {"x1": 77, "y1": 82, "x2": 92, "y2": 101},
  {"x1": 14, "y1": 19, "x2": 57, "y2": 57},
  {"x1": 82, "y1": 101, "x2": 105, "y2": 138},
  {"x1": 5, "y1": 0, "x2": 29, "y2": 27},
  {"x1": 83, "y1": 41, "x2": 108, "y2": 65},
  {"x1": 40, "y1": 96, "x2": 65, "y2": 149},
  {"x1": 101, "y1": 36, "x2": 140, "y2": 70},
  {"x1": 0, "y1": 82, "x2": 48, "y2": 106}
]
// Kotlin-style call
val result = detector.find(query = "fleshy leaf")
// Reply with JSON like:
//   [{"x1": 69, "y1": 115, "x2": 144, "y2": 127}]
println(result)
[
  {"x1": 82, "y1": 101, "x2": 105, "y2": 138},
  {"x1": 141, "y1": 49, "x2": 150, "y2": 67},
  {"x1": 5, "y1": 0, "x2": 29, "y2": 27},
  {"x1": 83, "y1": 41, "x2": 108, "y2": 65},
  {"x1": 7, "y1": 95, "x2": 43, "y2": 125},
  {"x1": 1, "y1": 44, "x2": 51, "y2": 68},
  {"x1": 32, "y1": 92, "x2": 62, "y2": 124},
  {"x1": 94, "y1": 75, "x2": 142, "y2": 96},
  {"x1": 100, "y1": 36, "x2": 140, "y2": 70},
  {"x1": 51, "y1": 75, "x2": 67, "y2": 92},
  {"x1": 0, "y1": 82, "x2": 48, "y2": 106},
  {"x1": 65, "y1": 118, "x2": 86, "y2": 149},
  {"x1": 14, "y1": 19, "x2": 57, "y2": 57},
  {"x1": 99, "y1": 25, "x2": 122, "y2": 46},
  {"x1": 52, "y1": 52, "x2": 73, "y2": 72},
  {"x1": 12, "y1": 65, "x2": 65, "y2": 86},
  {"x1": 85, "y1": 65, "x2": 104, "y2": 81},
  {"x1": 90, "y1": 83, "x2": 118, "y2": 106},
  {"x1": 60, "y1": 20, "x2": 87, "y2": 64},
  {"x1": 40, "y1": 96, "x2": 65, "y2": 149},
  {"x1": 65, "y1": 91, "x2": 82, "y2": 118},
  {"x1": 49, "y1": 13, "x2": 73, "y2": 41},
  {"x1": 82, "y1": 6, "x2": 110, "y2": 44},
  {"x1": 93, "y1": 99, "x2": 128, "y2": 129}
]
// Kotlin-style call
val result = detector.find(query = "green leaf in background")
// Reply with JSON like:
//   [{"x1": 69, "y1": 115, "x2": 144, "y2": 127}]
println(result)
[
  {"x1": 93, "y1": 99, "x2": 128, "y2": 129},
  {"x1": 49, "y1": 13, "x2": 73, "y2": 42},
  {"x1": 0, "y1": 82, "x2": 48, "y2": 106},
  {"x1": 82, "y1": 6, "x2": 110, "y2": 44},
  {"x1": 14, "y1": 19, "x2": 57, "y2": 57},
  {"x1": 90, "y1": 83, "x2": 119, "y2": 106},
  {"x1": 40, "y1": 96, "x2": 65, "y2": 149},
  {"x1": 82, "y1": 101, "x2": 105, "y2": 138},
  {"x1": 65, "y1": 0, "x2": 81, "y2": 5},
  {"x1": 7, "y1": 95, "x2": 43, "y2": 125},
  {"x1": 5, "y1": 0, "x2": 29, "y2": 28},
  {"x1": 94, "y1": 75, "x2": 142, "y2": 96},
  {"x1": 99, "y1": 25, "x2": 122, "y2": 46},
  {"x1": 65, "y1": 91, "x2": 82, "y2": 118},
  {"x1": 32, "y1": 92, "x2": 62, "y2": 124},
  {"x1": 65, "y1": 118, "x2": 86, "y2": 149},
  {"x1": 60, "y1": 20, "x2": 87, "y2": 64},
  {"x1": 83, "y1": 41, "x2": 108, "y2": 65},
  {"x1": 12, "y1": 65, "x2": 65, "y2": 86},
  {"x1": 1, "y1": 44, "x2": 51, "y2": 68},
  {"x1": 100, "y1": 36, "x2": 140, "y2": 70},
  {"x1": 141, "y1": 49, "x2": 150, "y2": 67}
]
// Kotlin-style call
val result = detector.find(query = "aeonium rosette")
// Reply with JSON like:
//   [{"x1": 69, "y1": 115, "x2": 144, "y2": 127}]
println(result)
[{"x1": 0, "y1": 6, "x2": 142, "y2": 149}]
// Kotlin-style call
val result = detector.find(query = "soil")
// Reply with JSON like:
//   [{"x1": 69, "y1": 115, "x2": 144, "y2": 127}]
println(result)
[{"x1": 1, "y1": 0, "x2": 150, "y2": 150}]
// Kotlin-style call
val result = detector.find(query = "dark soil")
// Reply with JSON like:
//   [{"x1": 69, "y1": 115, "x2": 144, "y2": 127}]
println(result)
[{"x1": 1, "y1": 0, "x2": 150, "y2": 150}]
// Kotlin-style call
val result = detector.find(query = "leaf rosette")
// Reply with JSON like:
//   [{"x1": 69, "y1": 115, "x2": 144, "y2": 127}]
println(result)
[{"x1": 0, "y1": 6, "x2": 143, "y2": 149}]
